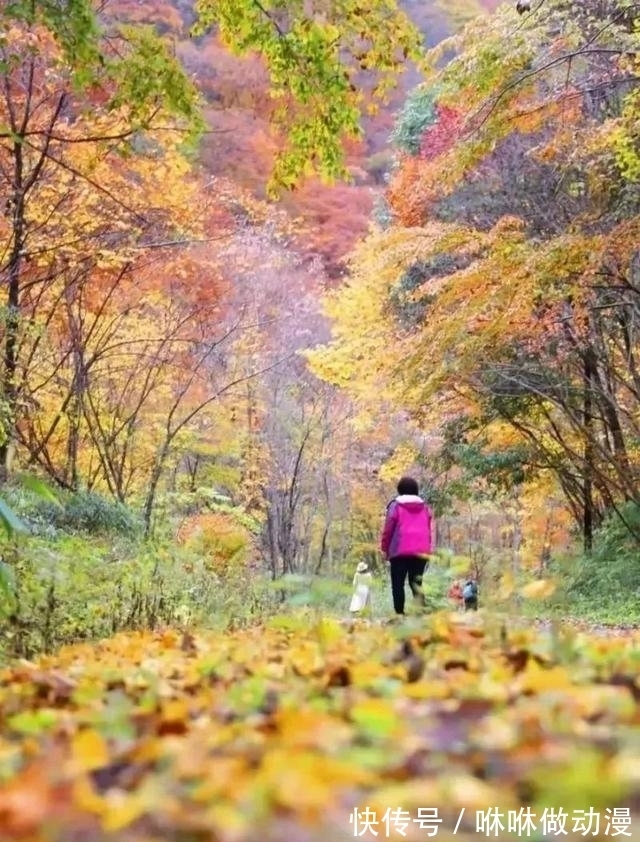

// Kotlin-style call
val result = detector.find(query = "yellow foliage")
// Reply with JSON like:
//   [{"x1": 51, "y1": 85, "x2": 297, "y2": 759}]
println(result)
[
  {"x1": 520, "y1": 579, "x2": 557, "y2": 600},
  {"x1": 378, "y1": 442, "x2": 421, "y2": 483}
]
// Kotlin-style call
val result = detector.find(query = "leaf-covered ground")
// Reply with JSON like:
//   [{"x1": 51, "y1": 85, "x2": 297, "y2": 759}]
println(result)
[{"x1": 1, "y1": 611, "x2": 639, "y2": 841}]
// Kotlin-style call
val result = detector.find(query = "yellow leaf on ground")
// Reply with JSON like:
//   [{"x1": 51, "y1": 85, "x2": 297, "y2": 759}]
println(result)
[
  {"x1": 445, "y1": 773, "x2": 517, "y2": 810},
  {"x1": 72, "y1": 775, "x2": 105, "y2": 816},
  {"x1": 70, "y1": 728, "x2": 109, "y2": 772},
  {"x1": 275, "y1": 708, "x2": 353, "y2": 751},
  {"x1": 100, "y1": 782, "x2": 159, "y2": 832},
  {"x1": 517, "y1": 661, "x2": 573, "y2": 693}
]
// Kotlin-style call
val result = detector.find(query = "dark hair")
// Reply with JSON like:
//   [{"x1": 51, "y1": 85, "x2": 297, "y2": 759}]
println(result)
[{"x1": 397, "y1": 476, "x2": 419, "y2": 496}]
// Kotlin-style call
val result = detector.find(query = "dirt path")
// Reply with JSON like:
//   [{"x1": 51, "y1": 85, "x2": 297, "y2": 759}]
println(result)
[
  {"x1": 534, "y1": 617, "x2": 640, "y2": 637},
  {"x1": 351, "y1": 612, "x2": 640, "y2": 637}
]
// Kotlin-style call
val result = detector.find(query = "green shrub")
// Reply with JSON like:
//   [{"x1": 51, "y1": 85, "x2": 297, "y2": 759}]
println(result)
[
  {"x1": 38, "y1": 491, "x2": 142, "y2": 535},
  {"x1": 277, "y1": 574, "x2": 355, "y2": 615},
  {"x1": 0, "y1": 532, "x2": 279, "y2": 663},
  {"x1": 569, "y1": 502, "x2": 640, "y2": 598},
  {"x1": 390, "y1": 85, "x2": 438, "y2": 155},
  {"x1": 372, "y1": 194, "x2": 394, "y2": 229},
  {"x1": 517, "y1": 503, "x2": 640, "y2": 624},
  {"x1": 421, "y1": 564, "x2": 452, "y2": 612},
  {"x1": 1, "y1": 485, "x2": 142, "y2": 537}
]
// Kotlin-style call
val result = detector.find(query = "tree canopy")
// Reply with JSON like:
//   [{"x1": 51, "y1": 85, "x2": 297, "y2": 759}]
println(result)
[{"x1": 308, "y1": 0, "x2": 640, "y2": 554}]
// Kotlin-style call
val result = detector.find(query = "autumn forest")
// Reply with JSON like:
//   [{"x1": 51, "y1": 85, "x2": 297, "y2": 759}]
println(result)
[{"x1": 1, "y1": 0, "x2": 640, "y2": 839}]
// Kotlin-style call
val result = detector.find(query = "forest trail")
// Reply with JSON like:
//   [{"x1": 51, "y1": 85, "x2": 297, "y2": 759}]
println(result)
[
  {"x1": 533, "y1": 618, "x2": 640, "y2": 638},
  {"x1": 1, "y1": 611, "x2": 639, "y2": 842},
  {"x1": 346, "y1": 613, "x2": 640, "y2": 638}
]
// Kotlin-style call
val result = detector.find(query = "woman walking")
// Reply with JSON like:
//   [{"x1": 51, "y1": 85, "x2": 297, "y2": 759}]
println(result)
[{"x1": 380, "y1": 476, "x2": 435, "y2": 616}]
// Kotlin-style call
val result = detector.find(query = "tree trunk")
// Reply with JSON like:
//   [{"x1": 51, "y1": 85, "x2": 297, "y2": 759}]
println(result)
[
  {"x1": 143, "y1": 442, "x2": 171, "y2": 537},
  {"x1": 0, "y1": 143, "x2": 25, "y2": 483},
  {"x1": 583, "y1": 351, "x2": 595, "y2": 554}
]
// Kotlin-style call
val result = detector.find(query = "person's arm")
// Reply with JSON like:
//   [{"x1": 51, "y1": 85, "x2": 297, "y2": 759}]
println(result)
[{"x1": 380, "y1": 503, "x2": 398, "y2": 558}]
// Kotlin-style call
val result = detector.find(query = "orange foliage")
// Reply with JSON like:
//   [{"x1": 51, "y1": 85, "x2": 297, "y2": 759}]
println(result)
[
  {"x1": 176, "y1": 511, "x2": 252, "y2": 574},
  {"x1": 387, "y1": 157, "x2": 431, "y2": 226},
  {"x1": 282, "y1": 180, "x2": 374, "y2": 279}
]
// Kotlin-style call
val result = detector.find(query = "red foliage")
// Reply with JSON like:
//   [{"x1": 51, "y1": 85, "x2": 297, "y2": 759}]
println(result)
[
  {"x1": 283, "y1": 179, "x2": 374, "y2": 280},
  {"x1": 419, "y1": 104, "x2": 463, "y2": 161}
]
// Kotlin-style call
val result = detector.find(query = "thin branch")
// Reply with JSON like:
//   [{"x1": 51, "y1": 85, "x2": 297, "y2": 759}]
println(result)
[
  {"x1": 470, "y1": 48, "x2": 638, "y2": 132},
  {"x1": 21, "y1": 136, "x2": 149, "y2": 224}
]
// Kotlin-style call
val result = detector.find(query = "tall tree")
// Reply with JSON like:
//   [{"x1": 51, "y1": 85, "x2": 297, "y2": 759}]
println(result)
[
  {"x1": 0, "y1": 6, "x2": 201, "y2": 481},
  {"x1": 309, "y1": 0, "x2": 640, "y2": 552}
]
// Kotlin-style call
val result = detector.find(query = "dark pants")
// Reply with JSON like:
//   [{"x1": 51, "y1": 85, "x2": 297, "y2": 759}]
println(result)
[
  {"x1": 389, "y1": 555, "x2": 428, "y2": 615},
  {"x1": 464, "y1": 596, "x2": 478, "y2": 611}
]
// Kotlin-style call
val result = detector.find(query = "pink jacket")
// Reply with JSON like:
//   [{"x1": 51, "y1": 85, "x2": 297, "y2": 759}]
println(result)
[{"x1": 380, "y1": 494, "x2": 434, "y2": 560}]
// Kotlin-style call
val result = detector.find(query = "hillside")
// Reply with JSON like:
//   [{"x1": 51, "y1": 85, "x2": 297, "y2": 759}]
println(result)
[{"x1": 110, "y1": 0, "x2": 500, "y2": 278}]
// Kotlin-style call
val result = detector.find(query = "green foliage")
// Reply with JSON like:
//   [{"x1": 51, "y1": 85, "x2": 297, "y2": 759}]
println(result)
[
  {"x1": 518, "y1": 504, "x2": 640, "y2": 624},
  {"x1": 420, "y1": 562, "x2": 451, "y2": 611},
  {"x1": 105, "y1": 25, "x2": 205, "y2": 143},
  {"x1": 0, "y1": 475, "x2": 59, "y2": 599},
  {"x1": 570, "y1": 502, "x2": 640, "y2": 600},
  {"x1": 1, "y1": 0, "x2": 101, "y2": 79},
  {"x1": 420, "y1": 417, "x2": 529, "y2": 507},
  {"x1": 0, "y1": 1, "x2": 203, "y2": 136},
  {"x1": 0, "y1": 474, "x2": 60, "y2": 540},
  {"x1": 612, "y1": 86, "x2": 640, "y2": 182},
  {"x1": 0, "y1": 532, "x2": 279, "y2": 662},
  {"x1": 418, "y1": 481, "x2": 461, "y2": 516},
  {"x1": 4, "y1": 488, "x2": 142, "y2": 537},
  {"x1": 48, "y1": 492, "x2": 142, "y2": 535},
  {"x1": 193, "y1": 0, "x2": 422, "y2": 191},
  {"x1": 390, "y1": 85, "x2": 438, "y2": 154},
  {"x1": 447, "y1": 440, "x2": 528, "y2": 492},
  {"x1": 273, "y1": 563, "x2": 452, "y2": 617},
  {"x1": 0, "y1": 497, "x2": 27, "y2": 539},
  {"x1": 271, "y1": 573, "x2": 354, "y2": 613},
  {"x1": 16, "y1": 474, "x2": 62, "y2": 509},
  {"x1": 372, "y1": 195, "x2": 394, "y2": 229},
  {"x1": 389, "y1": 256, "x2": 462, "y2": 326}
]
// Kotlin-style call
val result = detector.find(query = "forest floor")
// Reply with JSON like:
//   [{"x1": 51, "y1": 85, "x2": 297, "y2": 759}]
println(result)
[
  {"x1": 1, "y1": 610, "x2": 639, "y2": 842},
  {"x1": 533, "y1": 618, "x2": 640, "y2": 637}
]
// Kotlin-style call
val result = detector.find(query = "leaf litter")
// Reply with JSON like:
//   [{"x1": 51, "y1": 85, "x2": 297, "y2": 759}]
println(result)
[{"x1": 0, "y1": 611, "x2": 639, "y2": 841}]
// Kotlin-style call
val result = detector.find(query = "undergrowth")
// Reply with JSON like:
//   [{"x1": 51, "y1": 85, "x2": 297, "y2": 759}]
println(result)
[
  {"x1": 4, "y1": 482, "x2": 640, "y2": 666},
  {"x1": 518, "y1": 502, "x2": 640, "y2": 626}
]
